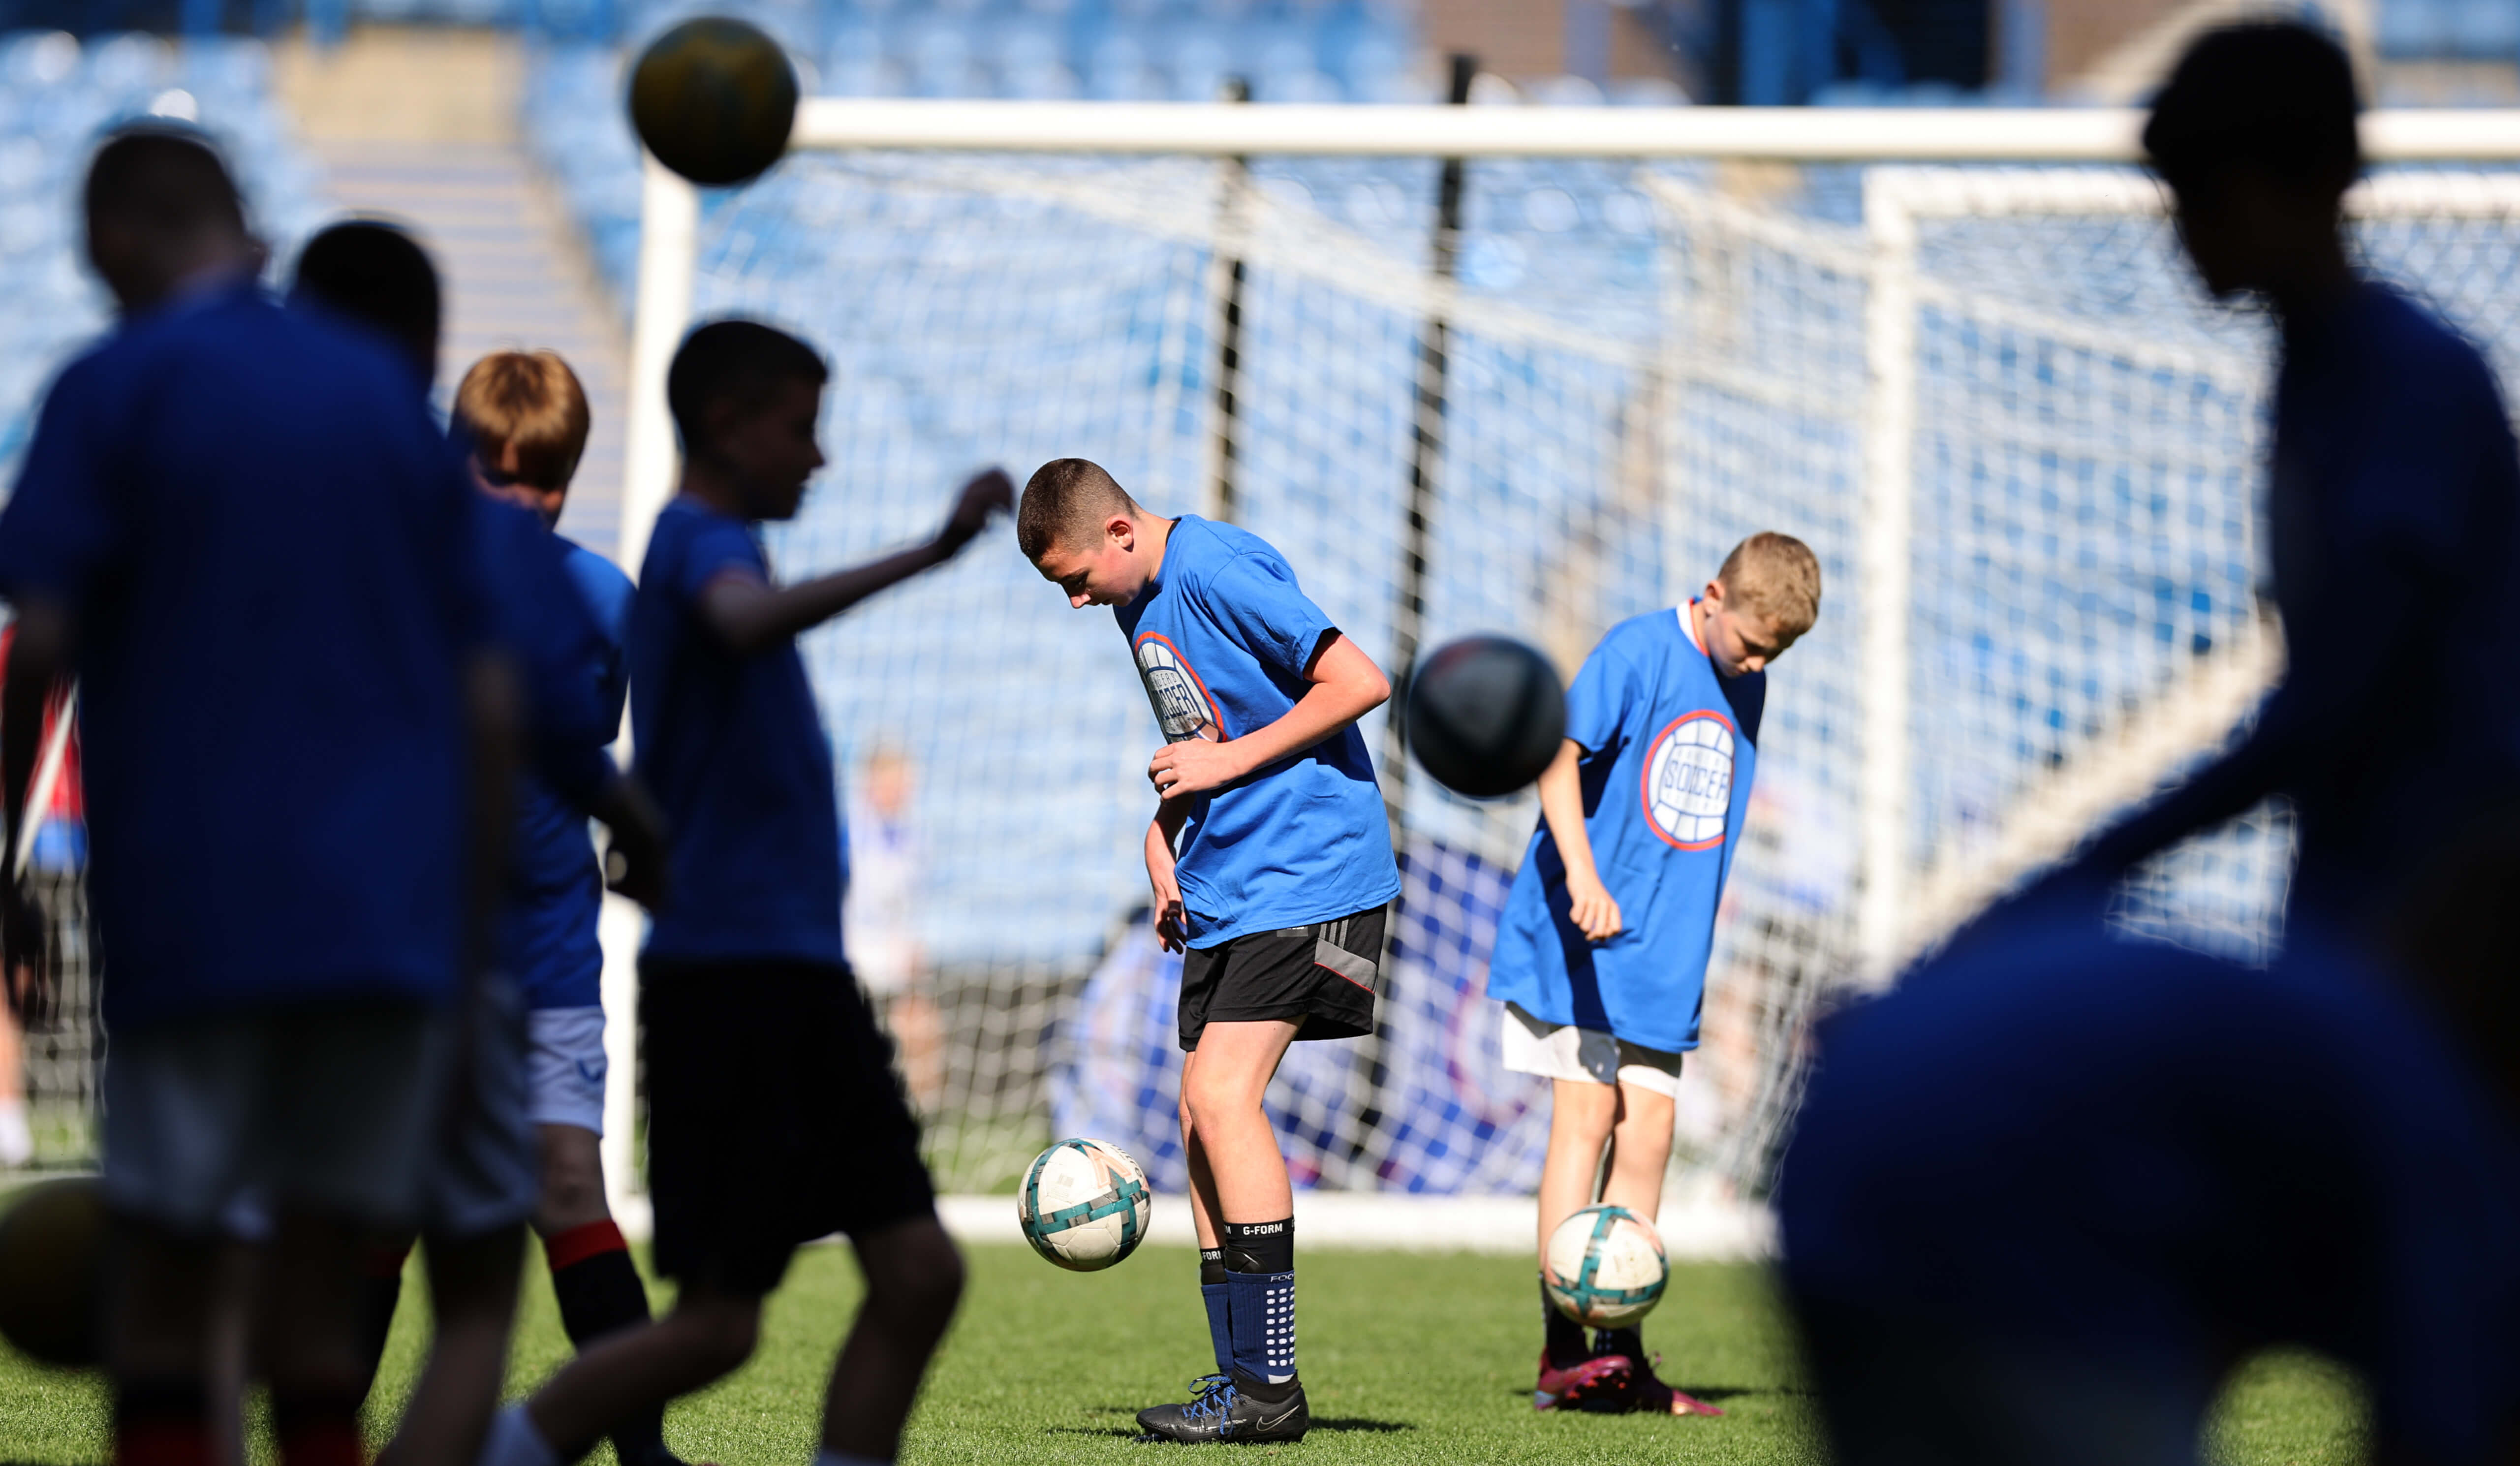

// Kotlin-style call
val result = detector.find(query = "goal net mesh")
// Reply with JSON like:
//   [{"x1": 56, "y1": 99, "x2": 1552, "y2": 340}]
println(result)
[{"x1": 671, "y1": 153, "x2": 2520, "y2": 1198}]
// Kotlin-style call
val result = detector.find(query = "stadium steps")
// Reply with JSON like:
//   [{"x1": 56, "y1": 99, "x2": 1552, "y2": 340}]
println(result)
[{"x1": 274, "y1": 26, "x2": 632, "y2": 561}]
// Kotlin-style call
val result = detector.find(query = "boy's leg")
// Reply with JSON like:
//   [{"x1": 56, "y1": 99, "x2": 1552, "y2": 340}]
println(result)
[
  {"x1": 1588, "y1": 1068, "x2": 1719, "y2": 1418},
  {"x1": 486, "y1": 1288, "x2": 764, "y2": 1466},
  {"x1": 819, "y1": 1215, "x2": 966, "y2": 1463},
  {"x1": 108, "y1": 1221, "x2": 219, "y2": 1466},
  {"x1": 534, "y1": 1115, "x2": 682, "y2": 1466},
  {"x1": 1177, "y1": 1060, "x2": 1232, "y2": 1378},
  {"x1": 1594, "y1": 1077, "x2": 1673, "y2": 1219},
  {"x1": 372, "y1": 1224, "x2": 524, "y2": 1466},
  {"x1": 258, "y1": 1208, "x2": 373, "y2": 1466},
  {"x1": 1536, "y1": 1078, "x2": 1620, "y2": 1382},
  {"x1": 1183, "y1": 1020, "x2": 1305, "y2": 1421}
]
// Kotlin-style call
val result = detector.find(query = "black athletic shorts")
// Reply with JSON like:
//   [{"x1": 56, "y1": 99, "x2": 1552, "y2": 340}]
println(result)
[
  {"x1": 1179, "y1": 904, "x2": 1387, "y2": 1050},
  {"x1": 640, "y1": 957, "x2": 935, "y2": 1297}
]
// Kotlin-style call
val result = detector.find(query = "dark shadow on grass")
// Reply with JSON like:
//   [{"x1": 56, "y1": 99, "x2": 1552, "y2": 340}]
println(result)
[
  {"x1": 1507, "y1": 1383, "x2": 1811, "y2": 1404},
  {"x1": 1047, "y1": 1418, "x2": 1410, "y2": 1438}
]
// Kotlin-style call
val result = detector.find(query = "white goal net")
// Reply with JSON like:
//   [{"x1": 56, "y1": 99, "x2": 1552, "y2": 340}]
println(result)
[{"x1": 625, "y1": 118, "x2": 2520, "y2": 1200}]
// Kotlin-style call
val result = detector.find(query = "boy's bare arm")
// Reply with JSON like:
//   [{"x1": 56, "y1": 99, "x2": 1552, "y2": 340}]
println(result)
[
  {"x1": 697, "y1": 469, "x2": 1012, "y2": 654},
  {"x1": 1149, "y1": 634, "x2": 1388, "y2": 800},
  {"x1": 1146, "y1": 801, "x2": 1191, "y2": 952},
  {"x1": 1536, "y1": 739, "x2": 1621, "y2": 942}
]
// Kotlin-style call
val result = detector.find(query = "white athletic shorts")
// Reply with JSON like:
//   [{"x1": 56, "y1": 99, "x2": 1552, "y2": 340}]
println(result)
[
  {"x1": 527, "y1": 1004, "x2": 609, "y2": 1134},
  {"x1": 102, "y1": 1001, "x2": 449, "y2": 1235},
  {"x1": 208, "y1": 977, "x2": 540, "y2": 1243},
  {"x1": 1499, "y1": 1002, "x2": 1683, "y2": 1097}
]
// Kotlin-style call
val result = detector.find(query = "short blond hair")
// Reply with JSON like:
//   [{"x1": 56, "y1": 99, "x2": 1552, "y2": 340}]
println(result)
[
  {"x1": 453, "y1": 350, "x2": 591, "y2": 492},
  {"x1": 1716, "y1": 531, "x2": 1821, "y2": 638}
]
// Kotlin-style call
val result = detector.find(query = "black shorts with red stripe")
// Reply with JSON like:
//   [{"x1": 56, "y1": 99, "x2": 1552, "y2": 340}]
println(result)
[{"x1": 1178, "y1": 904, "x2": 1387, "y2": 1049}]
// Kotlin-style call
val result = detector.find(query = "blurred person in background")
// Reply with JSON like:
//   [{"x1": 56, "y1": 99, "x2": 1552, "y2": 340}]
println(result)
[
  {"x1": 0, "y1": 628, "x2": 78, "y2": 1170},
  {"x1": 289, "y1": 218, "x2": 666, "y2": 1466},
  {"x1": 846, "y1": 746, "x2": 940, "y2": 1111}
]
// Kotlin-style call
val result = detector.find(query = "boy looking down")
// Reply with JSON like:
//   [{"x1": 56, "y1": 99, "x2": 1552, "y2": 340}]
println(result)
[
  {"x1": 1020, "y1": 459, "x2": 1401, "y2": 1445},
  {"x1": 1487, "y1": 532, "x2": 1818, "y2": 1416}
]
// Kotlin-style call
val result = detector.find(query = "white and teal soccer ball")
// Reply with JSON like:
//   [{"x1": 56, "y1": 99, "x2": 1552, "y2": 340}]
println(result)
[
  {"x1": 1016, "y1": 1138, "x2": 1152, "y2": 1272},
  {"x1": 1543, "y1": 1204, "x2": 1667, "y2": 1329}
]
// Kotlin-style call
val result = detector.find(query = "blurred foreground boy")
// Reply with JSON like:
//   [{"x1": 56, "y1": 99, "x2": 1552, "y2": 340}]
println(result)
[{"x1": 0, "y1": 131, "x2": 503, "y2": 1466}]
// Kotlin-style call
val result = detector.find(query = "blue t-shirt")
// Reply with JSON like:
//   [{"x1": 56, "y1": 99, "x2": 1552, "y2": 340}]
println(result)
[
  {"x1": 502, "y1": 538, "x2": 632, "y2": 1011},
  {"x1": 1486, "y1": 604, "x2": 1764, "y2": 1054},
  {"x1": 629, "y1": 497, "x2": 845, "y2": 966},
  {"x1": 0, "y1": 282, "x2": 485, "y2": 1029},
  {"x1": 1779, "y1": 908, "x2": 2520, "y2": 1466},
  {"x1": 1114, "y1": 516, "x2": 1399, "y2": 945}
]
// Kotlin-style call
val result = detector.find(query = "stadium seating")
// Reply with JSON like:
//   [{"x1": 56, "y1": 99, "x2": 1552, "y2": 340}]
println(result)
[{"x1": 0, "y1": 31, "x2": 330, "y2": 482}]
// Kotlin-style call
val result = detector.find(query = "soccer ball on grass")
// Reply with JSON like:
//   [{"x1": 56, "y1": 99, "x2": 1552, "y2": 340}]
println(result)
[
  {"x1": 1543, "y1": 1204, "x2": 1667, "y2": 1329},
  {"x1": 1016, "y1": 1137, "x2": 1152, "y2": 1271}
]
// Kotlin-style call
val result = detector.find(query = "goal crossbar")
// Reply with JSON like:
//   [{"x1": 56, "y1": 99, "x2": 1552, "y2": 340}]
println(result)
[{"x1": 783, "y1": 101, "x2": 2520, "y2": 162}]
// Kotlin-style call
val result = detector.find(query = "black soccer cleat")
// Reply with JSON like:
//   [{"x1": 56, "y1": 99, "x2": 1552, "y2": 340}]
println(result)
[{"x1": 1134, "y1": 1372, "x2": 1309, "y2": 1443}]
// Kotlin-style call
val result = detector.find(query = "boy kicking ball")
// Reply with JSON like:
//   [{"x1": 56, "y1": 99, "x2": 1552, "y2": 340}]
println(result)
[
  {"x1": 1019, "y1": 459, "x2": 1402, "y2": 1445},
  {"x1": 1488, "y1": 532, "x2": 1820, "y2": 1416}
]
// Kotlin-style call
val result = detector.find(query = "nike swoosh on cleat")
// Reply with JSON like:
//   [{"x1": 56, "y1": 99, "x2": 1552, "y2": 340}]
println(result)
[{"x1": 1256, "y1": 1406, "x2": 1302, "y2": 1431}]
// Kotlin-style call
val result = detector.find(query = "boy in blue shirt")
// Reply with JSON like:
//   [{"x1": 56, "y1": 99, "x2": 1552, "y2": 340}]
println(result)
[
  {"x1": 287, "y1": 219, "x2": 670, "y2": 1466},
  {"x1": 437, "y1": 348, "x2": 684, "y2": 1466},
  {"x1": 0, "y1": 131, "x2": 506, "y2": 1466},
  {"x1": 479, "y1": 320, "x2": 1010, "y2": 1466},
  {"x1": 1487, "y1": 532, "x2": 1818, "y2": 1416},
  {"x1": 1019, "y1": 458, "x2": 1402, "y2": 1445}
]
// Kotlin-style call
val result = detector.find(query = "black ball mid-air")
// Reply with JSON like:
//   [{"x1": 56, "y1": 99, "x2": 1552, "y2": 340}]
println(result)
[
  {"x1": 628, "y1": 17, "x2": 800, "y2": 188},
  {"x1": 1404, "y1": 634, "x2": 1566, "y2": 799},
  {"x1": 0, "y1": 1176, "x2": 105, "y2": 1368}
]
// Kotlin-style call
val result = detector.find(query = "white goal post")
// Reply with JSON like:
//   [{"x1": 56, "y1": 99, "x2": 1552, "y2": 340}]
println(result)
[{"x1": 601, "y1": 103, "x2": 2520, "y2": 1211}]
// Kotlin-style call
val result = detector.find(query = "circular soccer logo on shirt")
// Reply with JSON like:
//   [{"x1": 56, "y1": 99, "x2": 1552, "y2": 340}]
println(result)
[
  {"x1": 1641, "y1": 712, "x2": 1736, "y2": 849},
  {"x1": 1135, "y1": 635, "x2": 1221, "y2": 743}
]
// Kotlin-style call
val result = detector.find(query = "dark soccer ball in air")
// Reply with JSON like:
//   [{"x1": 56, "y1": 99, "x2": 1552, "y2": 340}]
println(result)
[
  {"x1": 628, "y1": 17, "x2": 800, "y2": 188},
  {"x1": 0, "y1": 1176, "x2": 105, "y2": 1368},
  {"x1": 1404, "y1": 634, "x2": 1567, "y2": 799}
]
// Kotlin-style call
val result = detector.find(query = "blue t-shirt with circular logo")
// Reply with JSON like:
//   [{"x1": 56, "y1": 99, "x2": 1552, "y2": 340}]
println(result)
[
  {"x1": 1486, "y1": 604, "x2": 1764, "y2": 1054},
  {"x1": 1113, "y1": 516, "x2": 1400, "y2": 946}
]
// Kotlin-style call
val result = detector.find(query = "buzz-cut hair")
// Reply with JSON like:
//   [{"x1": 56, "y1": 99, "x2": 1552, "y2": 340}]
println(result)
[
  {"x1": 666, "y1": 318, "x2": 828, "y2": 458},
  {"x1": 1716, "y1": 531, "x2": 1822, "y2": 639},
  {"x1": 85, "y1": 125, "x2": 245, "y2": 237},
  {"x1": 1018, "y1": 458, "x2": 1140, "y2": 561},
  {"x1": 453, "y1": 350, "x2": 592, "y2": 493},
  {"x1": 2144, "y1": 21, "x2": 2361, "y2": 196}
]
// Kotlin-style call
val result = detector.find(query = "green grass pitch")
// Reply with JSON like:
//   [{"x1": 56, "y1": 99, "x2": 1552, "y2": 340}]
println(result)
[{"x1": 0, "y1": 1243, "x2": 2363, "y2": 1465}]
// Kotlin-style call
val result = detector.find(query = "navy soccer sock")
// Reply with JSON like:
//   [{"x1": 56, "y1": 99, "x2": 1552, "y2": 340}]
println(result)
[
  {"x1": 1199, "y1": 1246, "x2": 1232, "y2": 1377},
  {"x1": 1542, "y1": 1275, "x2": 1589, "y2": 1366},
  {"x1": 546, "y1": 1220, "x2": 671, "y2": 1462},
  {"x1": 1220, "y1": 1217, "x2": 1297, "y2": 1399}
]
